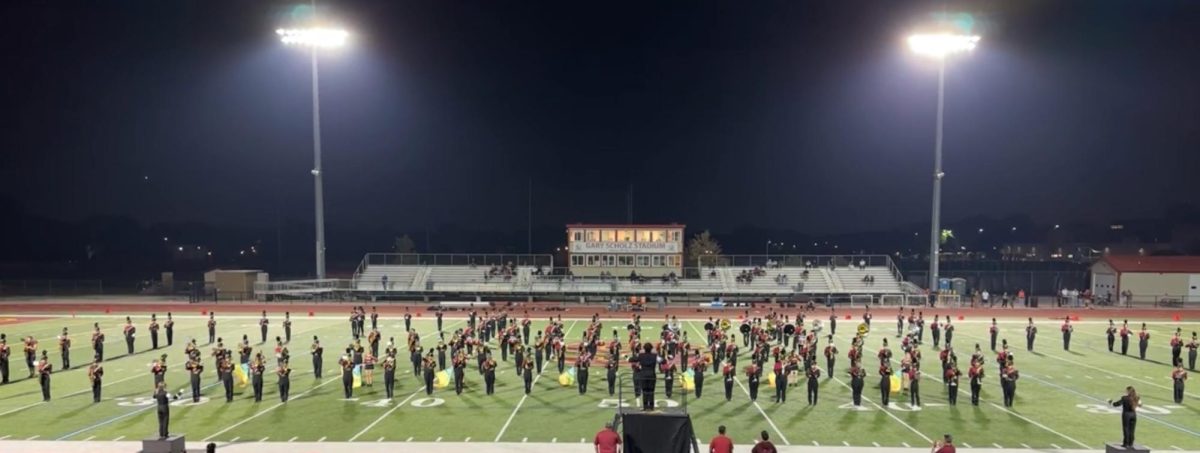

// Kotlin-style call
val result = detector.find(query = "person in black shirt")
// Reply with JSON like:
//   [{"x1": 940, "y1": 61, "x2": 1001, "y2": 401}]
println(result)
[
  {"x1": 277, "y1": 361, "x2": 291, "y2": 402},
  {"x1": 1109, "y1": 386, "x2": 1141, "y2": 448},
  {"x1": 311, "y1": 337, "x2": 324, "y2": 379},
  {"x1": 154, "y1": 382, "x2": 170, "y2": 438},
  {"x1": 633, "y1": 343, "x2": 659, "y2": 411}
]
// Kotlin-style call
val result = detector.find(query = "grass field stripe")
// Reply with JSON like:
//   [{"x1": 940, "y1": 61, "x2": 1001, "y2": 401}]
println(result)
[
  {"x1": 0, "y1": 401, "x2": 45, "y2": 417},
  {"x1": 200, "y1": 377, "x2": 337, "y2": 442},
  {"x1": 1022, "y1": 373, "x2": 1200, "y2": 439},
  {"x1": 980, "y1": 398, "x2": 1091, "y2": 449},
  {"x1": 961, "y1": 331, "x2": 1200, "y2": 398},
  {"x1": 347, "y1": 386, "x2": 424, "y2": 441},
  {"x1": 686, "y1": 322, "x2": 790, "y2": 446},
  {"x1": 345, "y1": 320, "x2": 462, "y2": 442},
  {"x1": 830, "y1": 375, "x2": 931, "y2": 444},
  {"x1": 494, "y1": 320, "x2": 579, "y2": 442}
]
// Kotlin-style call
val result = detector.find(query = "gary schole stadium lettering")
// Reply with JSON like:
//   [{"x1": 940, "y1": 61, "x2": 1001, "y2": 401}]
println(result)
[{"x1": 572, "y1": 241, "x2": 680, "y2": 254}]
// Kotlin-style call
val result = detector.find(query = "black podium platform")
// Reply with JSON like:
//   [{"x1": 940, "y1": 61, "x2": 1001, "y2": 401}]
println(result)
[
  {"x1": 1106, "y1": 443, "x2": 1150, "y2": 453},
  {"x1": 142, "y1": 435, "x2": 186, "y2": 453},
  {"x1": 622, "y1": 411, "x2": 697, "y2": 453}
]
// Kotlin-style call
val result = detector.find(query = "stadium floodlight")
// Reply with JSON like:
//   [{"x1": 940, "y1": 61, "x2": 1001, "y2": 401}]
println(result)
[
  {"x1": 277, "y1": 25, "x2": 352, "y2": 279},
  {"x1": 276, "y1": 28, "x2": 349, "y2": 48},
  {"x1": 907, "y1": 31, "x2": 979, "y2": 293},
  {"x1": 907, "y1": 33, "x2": 979, "y2": 58}
]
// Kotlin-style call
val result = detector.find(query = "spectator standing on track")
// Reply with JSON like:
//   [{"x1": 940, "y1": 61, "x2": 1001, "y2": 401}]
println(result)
[
  {"x1": 981, "y1": 290, "x2": 990, "y2": 307},
  {"x1": 593, "y1": 422, "x2": 621, "y2": 453},
  {"x1": 708, "y1": 425, "x2": 733, "y2": 453},
  {"x1": 751, "y1": 431, "x2": 777, "y2": 453},
  {"x1": 931, "y1": 434, "x2": 957, "y2": 453}
]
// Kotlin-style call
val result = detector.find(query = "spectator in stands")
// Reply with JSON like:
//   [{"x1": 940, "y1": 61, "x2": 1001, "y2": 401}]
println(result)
[
  {"x1": 859, "y1": 259, "x2": 866, "y2": 270},
  {"x1": 593, "y1": 421, "x2": 621, "y2": 453},
  {"x1": 804, "y1": 260, "x2": 813, "y2": 269},
  {"x1": 801, "y1": 269, "x2": 809, "y2": 279},
  {"x1": 708, "y1": 425, "x2": 733, "y2": 453},
  {"x1": 751, "y1": 430, "x2": 776, "y2": 453},
  {"x1": 931, "y1": 434, "x2": 956, "y2": 453},
  {"x1": 709, "y1": 270, "x2": 718, "y2": 279},
  {"x1": 381, "y1": 275, "x2": 389, "y2": 291}
]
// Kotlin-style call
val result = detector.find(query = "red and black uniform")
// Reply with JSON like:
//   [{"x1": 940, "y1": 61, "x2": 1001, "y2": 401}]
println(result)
[
  {"x1": 1138, "y1": 329, "x2": 1151, "y2": 360},
  {"x1": 945, "y1": 367, "x2": 961, "y2": 405},
  {"x1": 1062, "y1": 321, "x2": 1074, "y2": 351},
  {"x1": 879, "y1": 363, "x2": 893, "y2": 406},
  {"x1": 823, "y1": 344, "x2": 838, "y2": 378},
  {"x1": 806, "y1": 364, "x2": 822, "y2": 405},
  {"x1": 1171, "y1": 367, "x2": 1187, "y2": 404},
  {"x1": 1000, "y1": 364, "x2": 1019, "y2": 407},
  {"x1": 968, "y1": 364, "x2": 984, "y2": 405},
  {"x1": 848, "y1": 363, "x2": 866, "y2": 406},
  {"x1": 1119, "y1": 324, "x2": 1131, "y2": 355}
]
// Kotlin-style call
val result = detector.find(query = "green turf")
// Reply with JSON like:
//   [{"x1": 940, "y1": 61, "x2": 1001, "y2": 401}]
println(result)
[{"x1": 0, "y1": 311, "x2": 1198, "y2": 449}]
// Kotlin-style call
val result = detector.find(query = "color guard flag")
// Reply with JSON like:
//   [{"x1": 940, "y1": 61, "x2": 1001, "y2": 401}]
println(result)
[
  {"x1": 352, "y1": 365, "x2": 362, "y2": 389},
  {"x1": 234, "y1": 363, "x2": 249, "y2": 387}
]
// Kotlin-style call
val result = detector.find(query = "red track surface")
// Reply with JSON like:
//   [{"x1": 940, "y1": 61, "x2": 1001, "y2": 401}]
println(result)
[{"x1": 0, "y1": 299, "x2": 1195, "y2": 321}]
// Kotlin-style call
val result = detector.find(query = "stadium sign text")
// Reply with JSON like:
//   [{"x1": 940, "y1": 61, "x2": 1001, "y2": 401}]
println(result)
[{"x1": 572, "y1": 241, "x2": 680, "y2": 254}]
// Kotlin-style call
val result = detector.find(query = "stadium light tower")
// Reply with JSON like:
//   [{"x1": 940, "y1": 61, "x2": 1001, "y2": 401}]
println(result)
[
  {"x1": 277, "y1": 26, "x2": 349, "y2": 279},
  {"x1": 907, "y1": 32, "x2": 979, "y2": 294}
]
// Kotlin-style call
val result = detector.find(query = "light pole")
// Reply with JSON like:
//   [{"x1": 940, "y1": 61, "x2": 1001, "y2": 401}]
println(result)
[
  {"x1": 277, "y1": 26, "x2": 349, "y2": 279},
  {"x1": 907, "y1": 33, "x2": 979, "y2": 293}
]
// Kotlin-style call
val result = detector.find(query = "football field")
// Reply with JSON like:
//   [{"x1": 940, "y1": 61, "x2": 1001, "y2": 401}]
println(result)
[{"x1": 1, "y1": 308, "x2": 1198, "y2": 451}]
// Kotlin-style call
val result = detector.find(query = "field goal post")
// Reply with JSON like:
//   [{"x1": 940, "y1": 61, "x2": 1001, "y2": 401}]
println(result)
[
  {"x1": 850, "y1": 294, "x2": 873, "y2": 307},
  {"x1": 879, "y1": 294, "x2": 905, "y2": 306}
]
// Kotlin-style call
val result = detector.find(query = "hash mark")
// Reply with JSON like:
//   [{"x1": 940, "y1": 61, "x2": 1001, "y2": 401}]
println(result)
[
  {"x1": 993, "y1": 443, "x2": 1003, "y2": 448},
  {"x1": 230, "y1": 437, "x2": 239, "y2": 443},
  {"x1": 1050, "y1": 443, "x2": 1061, "y2": 449},
  {"x1": 288, "y1": 437, "x2": 297, "y2": 442},
  {"x1": 902, "y1": 442, "x2": 910, "y2": 448},
  {"x1": 113, "y1": 436, "x2": 125, "y2": 441},
  {"x1": 873, "y1": 442, "x2": 880, "y2": 447},
  {"x1": 318, "y1": 437, "x2": 326, "y2": 442},
  {"x1": 963, "y1": 442, "x2": 972, "y2": 448},
  {"x1": 82, "y1": 436, "x2": 95, "y2": 441},
  {"x1": 843, "y1": 441, "x2": 850, "y2": 446},
  {"x1": 464, "y1": 437, "x2": 471, "y2": 442},
  {"x1": 376, "y1": 437, "x2": 384, "y2": 442},
  {"x1": 25, "y1": 435, "x2": 39, "y2": 441},
  {"x1": 435, "y1": 437, "x2": 442, "y2": 442},
  {"x1": 813, "y1": 441, "x2": 820, "y2": 446},
  {"x1": 259, "y1": 437, "x2": 269, "y2": 442},
  {"x1": 406, "y1": 437, "x2": 413, "y2": 442}
]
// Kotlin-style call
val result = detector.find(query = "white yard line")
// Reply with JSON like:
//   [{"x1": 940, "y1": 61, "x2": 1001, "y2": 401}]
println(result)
[
  {"x1": 464, "y1": 437, "x2": 471, "y2": 442},
  {"x1": 1020, "y1": 443, "x2": 1031, "y2": 448},
  {"x1": 436, "y1": 437, "x2": 442, "y2": 442},
  {"x1": 376, "y1": 437, "x2": 385, "y2": 442},
  {"x1": 830, "y1": 376, "x2": 931, "y2": 444},
  {"x1": 112, "y1": 436, "x2": 124, "y2": 441},
  {"x1": 229, "y1": 437, "x2": 239, "y2": 443},
  {"x1": 962, "y1": 442, "x2": 972, "y2": 448},
  {"x1": 201, "y1": 377, "x2": 336, "y2": 441},
  {"x1": 317, "y1": 436, "x2": 326, "y2": 442},
  {"x1": 347, "y1": 388, "x2": 424, "y2": 441},
  {"x1": 986, "y1": 403, "x2": 1091, "y2": 449},
  {"x1": 812, "y1": 441, "x2": 819, "y2": 446},
  {"x1": 686, "y1": 322, "x2": 790, "y2": 446},
  {"x1": 0, "y1": 435, "x2": 9, "y2": 440},
  {"x1": 902, "y1": 442, "x2": 910, "y2": 448},
  {"x1": 258, "y1": 437, "x2": 269, "y2": 442},
  {"x1": 82, "y1": 436, "x2": 95, "y2": 441},
  {"x1": 494, "y1": 320, "x2": 579, "y2": 442},
  {"x1": 1049, "y1": 443, "x2": 1060, "y2": 449},
  {"x1": 25, "y1": 435, "x2": 39, "y2": 441},
  {"x1": 406, "y1": 436, "x2": 413, "y2": 442},
  {"x1": 872, "y1": 442, "x2": 880, "y2": 447},
  {"x1": 842, "y1": 441, "x2": 850, "y2": 446},
  {"x1": 993, "y1": 443, "x2": 1003, "y2": 448},
  {"x1": 288, "y1": 437, "x2": 298, "y2": 442}
]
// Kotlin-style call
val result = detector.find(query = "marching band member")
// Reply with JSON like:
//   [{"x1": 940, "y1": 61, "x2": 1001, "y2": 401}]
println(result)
[{"x1": 88, "y1": 358, "x2": 104, "y2": 402}]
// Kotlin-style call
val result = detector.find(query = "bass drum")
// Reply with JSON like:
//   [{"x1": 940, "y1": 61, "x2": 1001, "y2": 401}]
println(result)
[
  {"x1": 739, "y1": 323, "x2": 751, "y2": 335},
  {"x1": 704, "y1": 321, "x2": 715, "y2": 331},
  {"x1": 783, "y1": 324, "x2": 796, "y2": 336}
]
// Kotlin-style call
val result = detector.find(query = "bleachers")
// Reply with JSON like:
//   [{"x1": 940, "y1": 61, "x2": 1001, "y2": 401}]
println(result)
[
  {"x1": 355, "y1": 265, "x2": 420, "y2": 291},
  {"x1": 832, "y1": 266, "x2": 903, "y2": 293},
  {"x1": 300, "y1": 254, "x2": 908, "y2": 298}
]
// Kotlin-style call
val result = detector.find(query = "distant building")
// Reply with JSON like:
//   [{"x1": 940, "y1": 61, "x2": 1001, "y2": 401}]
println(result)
[
  {"x1": 566, "y1": 224, "x2": 684, "y2": 277},
  {"x1": 1090, "y1": 255, "x2": 1200, "y2": 301}
]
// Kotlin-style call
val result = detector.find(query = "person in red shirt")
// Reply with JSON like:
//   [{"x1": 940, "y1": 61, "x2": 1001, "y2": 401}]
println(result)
[
  {"x1": 932, "y1": 434, "x2": 957, "y2": 453},
  {"x1": 594, "y1": 422, "x2": 621, "y2": 453},
  {"x1": 709, "y1": 425, "x2": 734, "y2": 453},
  {"x1": 751, "y1": 430, "x2": 776, "y2": 453}
]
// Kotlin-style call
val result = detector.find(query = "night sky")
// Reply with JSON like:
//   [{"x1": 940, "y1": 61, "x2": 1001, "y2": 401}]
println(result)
[{"x1": 2, "y1": 0, "x2": 1198, "y2": 236}]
